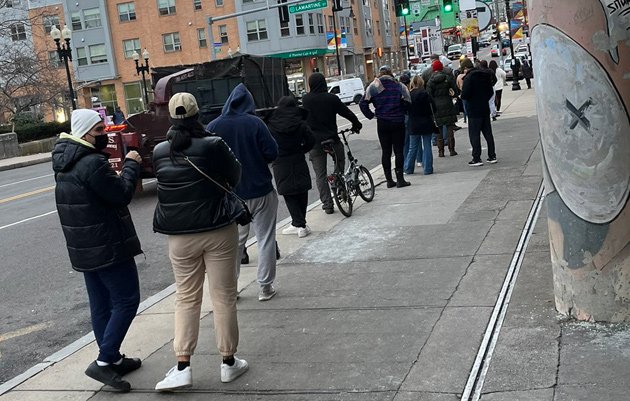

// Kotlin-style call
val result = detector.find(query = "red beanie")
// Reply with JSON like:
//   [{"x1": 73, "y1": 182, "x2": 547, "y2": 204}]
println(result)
[{"x1": 432, "y1": 60, "x2": 444, "y2": 72}]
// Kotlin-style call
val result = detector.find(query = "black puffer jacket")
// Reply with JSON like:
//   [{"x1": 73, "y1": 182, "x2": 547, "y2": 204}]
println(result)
[
  {"x1": 426, "y1": 71, "x2": 459, "y2": 126},
  {"x1": 267, "y1": 96, "x2": 315, "y2": 195},
  {"x1": 461, "y1": 68, "x2": 495, "y2": 118},
  {"x1": 152, "y1": 129, "x2": 241, "y2": 235},
  {"x1": 52, "y1": 135, "x2": 142, "y2": 272},
  {"x1": 408, "y1": 88, "x2": 436, "y2": 135}
]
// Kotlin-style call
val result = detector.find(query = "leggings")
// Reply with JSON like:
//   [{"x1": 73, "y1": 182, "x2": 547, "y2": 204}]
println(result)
[{"x1": 377, "y1": 119, "x2": 406, "y2": 173}]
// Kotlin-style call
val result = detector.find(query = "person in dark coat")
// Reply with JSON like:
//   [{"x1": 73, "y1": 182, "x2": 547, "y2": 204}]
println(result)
[
  {"x1": 461, "y1": 62, "x2": 497, "y2": 166},
  {"x1": 267, "y1": 96, "x2": 315, "y2": 238},
  {"x1": 426, "y1": 60, "x2": 459, "y2": 157},
  {"x1": 405, "y1": 76, "x2": 436, "y2": 175},
  {"x1": 521, "y1": 59, "x2": 533, "y2": 89},
  {"x1": 153, "y1": 92, "x2": 248, "y2": 391},
  {"x1": 302, "y1": 72, "x2": 362, "y2": 214},
  {"x1": 52, "y1": 109, "x2": 143, "y2": 392}
]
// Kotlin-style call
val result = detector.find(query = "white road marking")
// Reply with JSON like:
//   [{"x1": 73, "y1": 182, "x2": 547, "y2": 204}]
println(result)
[
  {"x1": 0, "y1": 174, "x2": 54, "y2": 189},
  {"x1": 0, "y1": 210, "x2": 57, "y2": 231}
]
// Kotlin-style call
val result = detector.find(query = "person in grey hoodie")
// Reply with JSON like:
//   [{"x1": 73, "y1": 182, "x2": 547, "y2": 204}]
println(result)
[{"x1": 206, "y1": 84, "x2": 280, "y2": 302}]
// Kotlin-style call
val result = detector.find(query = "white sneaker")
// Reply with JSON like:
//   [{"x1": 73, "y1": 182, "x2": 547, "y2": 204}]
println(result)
[
  {"x1": 297, "y1": 225, "x2": 311, "y2": 238},
  {"x1": 282, "y1": 225, "x2": 299, "y2": 235},
  {"x1": 221, "y1": 357, "x2": 249, "y2": 383},
  {"x1": 416, "y1": 162, "x2": 422, "y2": 167},
  {"x1": 155, "y1": 366, "x2": 192, "y2": 391}
]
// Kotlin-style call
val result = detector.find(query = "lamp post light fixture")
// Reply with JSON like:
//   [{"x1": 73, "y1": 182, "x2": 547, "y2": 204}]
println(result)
[
  {"x1": 133, "y1": 49, "x2": 151, "y2": 106},
  {"x1": 50, "y1": 24, "x2": 76, "y2": 110}
]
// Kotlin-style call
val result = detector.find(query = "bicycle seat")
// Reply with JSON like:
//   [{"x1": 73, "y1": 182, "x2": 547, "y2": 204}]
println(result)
[{"x1": 320, "y1": 139, "x2": 335, "y2": 147}]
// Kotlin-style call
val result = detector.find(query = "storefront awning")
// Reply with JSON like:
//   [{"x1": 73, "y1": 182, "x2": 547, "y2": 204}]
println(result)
[{"x1": 267, "y1": 48, "x2": 334, "y2": 59}]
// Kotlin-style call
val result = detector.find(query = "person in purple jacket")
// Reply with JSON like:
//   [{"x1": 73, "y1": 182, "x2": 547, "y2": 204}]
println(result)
[{"x1": 359, "y1": 65, "x2": 412, "y2": 188}]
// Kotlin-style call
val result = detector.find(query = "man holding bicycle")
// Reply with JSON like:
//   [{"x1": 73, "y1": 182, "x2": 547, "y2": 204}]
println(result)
[{"x1": 302, "y1": 72, "x2": 363, "y2": 214}]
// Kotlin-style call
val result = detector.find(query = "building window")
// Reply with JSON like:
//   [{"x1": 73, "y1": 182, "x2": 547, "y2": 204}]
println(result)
[
  {"x1": 365, "y1": 18, "x2": 372, "y2": 36},
  {"x1": 91, "y1": 85, "x2": 119, "y2": 115},
  {"x1": 158, "y1": 0, "x2": 176, "y2": 15},
  {"x1": 308, "y1": 13, "x2": 315, "y2": 34},
  {"x1": 6, "y1": 0, "x2": 21, "y2": 6},
  {"x1": 216, "y1": 0, "x2": 224, "y2": 5},
  {"x1": 280, "y1": 20, "x2": 290, "y2": 37},
  {"x1": 89, "y1": 44, "x2": 108, "y2": 63},
  {"x1": 328, "y1": 16, "x2": 333, "y2": 31},
  {"x1": 219, "y1": 24, "x2": 228, "y2": 43},
  {"x1": 84, "y1": 8, "x2": 102, "y2": 29},
  {"x1": 246, "y1": 19, "x2": 268, "y2": 41},
  {"x1": 71, "y1": 12, "x2": 82, "y2": 30},
  {"x1": 48, "y1": 51, "x2": 61, "y2": 68},
  {"x1": 122, "y1": 38, "x2": 141, "y2": 58},
  {"x1": 353, "y1": 17, "x2": 358, "y2": 34},
  {"x1": 376, "y1": 20, "x2": 380, "y2": 36},
  {"x1": 385, "y1": 20, "x2": 390, "y2": 36},
  {"x1": 193, "y1": 0, "x2": 202, "y2": 10},
  {"x1": 162, "y1": 32, "x2": 181, "y2": 52},
  {"x1": 43, "y1": 15, "x2": 59, "y2": 34},
  {"x1": 118, "y1": 2, "x2": 136, "y2": 22},
  {"x1": 76, "y1": 47, "x2": 88, "y2": 66},
  {"x1": 197, "y1": 28, "x2": 207, "y2": 47},
  {"x1": 296, "y1": 14, "x2": 305, "y2": 35},
  {"x1": 9, "y1": 23, "x2": 26, "y2": 41},
  {"x1": 340, "y1": 16, "x2": 347, "y2": 34},
  {"x1": 124, "y1": 82, "x2": 144, "y2": 114},
  {"x1": 316, "y1": 14, "x2": 324, "y2": 34}
]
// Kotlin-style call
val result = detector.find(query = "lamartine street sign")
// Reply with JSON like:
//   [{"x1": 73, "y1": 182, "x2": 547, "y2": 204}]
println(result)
[{"x1": 289, "y1": 0, "x2": 327, "y2": 14}]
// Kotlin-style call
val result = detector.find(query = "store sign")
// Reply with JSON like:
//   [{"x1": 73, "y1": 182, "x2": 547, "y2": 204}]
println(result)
[
  {"x1": 268, "y1": 48, "x2": 333, "y2": 59},
  {"x1": 289, "y1": 0, "x2": 327, "y2": 14}
]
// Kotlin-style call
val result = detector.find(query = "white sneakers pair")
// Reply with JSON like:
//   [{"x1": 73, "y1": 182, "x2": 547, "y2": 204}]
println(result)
[
  {"x1": 281, "y1": 224, "x2": 311, "y2": 238},
  {"x1": 155, "y1": 357, "x2": 248, "y2": 392}
]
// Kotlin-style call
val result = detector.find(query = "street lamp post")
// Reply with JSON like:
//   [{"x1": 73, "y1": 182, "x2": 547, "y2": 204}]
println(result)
[
  {"x1": 505, "y1": 0, "x2": 521, "y2": 90},
  {"x1": 50, "y1": 25, "x2": 76, "y2": 110},
  {"x1": 133, "y1": 49, "x2": 151, "y2": 106},
  {"x1": 331, "y1": 6, "x2": 343, "y2": 77}
]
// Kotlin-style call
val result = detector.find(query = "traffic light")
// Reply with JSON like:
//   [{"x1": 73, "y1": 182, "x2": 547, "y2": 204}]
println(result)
[
  {"x1": 394, "y1": 0, "x2": 410, "y2": 17},
  {"x1": 332, "y1": 0, "x2": 343, "y2": 11},
  {"x1": 277, "y1": 0, "x2": 289, "y2": 23},
  {"x1": 443, "y1": 0, "x2": 453, "y2": 13}
]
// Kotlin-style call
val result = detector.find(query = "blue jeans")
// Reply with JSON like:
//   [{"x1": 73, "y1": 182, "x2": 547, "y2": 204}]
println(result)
[
  {"x1": 84, "y1": 259, "x2": 140, "y2": 363},
  {"x1": 432, "y1": 125, "x2": 448, "y2": 145},
  {"x1": 404, "y1": 135, "x2": 433, "y2": 174}
]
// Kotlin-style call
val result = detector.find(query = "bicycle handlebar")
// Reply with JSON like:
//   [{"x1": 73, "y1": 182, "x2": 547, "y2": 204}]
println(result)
[{"x1": 338, "y1": 127, "x2": 359, "y2": 136}]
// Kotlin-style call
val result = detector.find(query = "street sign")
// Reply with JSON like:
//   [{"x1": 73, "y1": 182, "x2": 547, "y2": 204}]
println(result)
[{"x1": 289, "y1": 0, "x2": 327, "y2": 13}]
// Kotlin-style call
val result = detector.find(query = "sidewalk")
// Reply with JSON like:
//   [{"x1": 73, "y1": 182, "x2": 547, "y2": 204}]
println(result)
[
  {"x1": 0, "y1": 153, "x2": 51, "y2": 172},
  {"x1": 2, "y1": 88, "x2": 629, "y2": 401}
]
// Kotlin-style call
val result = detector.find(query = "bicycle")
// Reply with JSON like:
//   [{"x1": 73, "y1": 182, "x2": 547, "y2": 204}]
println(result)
[{"x1": 321, "y1": 128, "x2": 375, "y2": 217}]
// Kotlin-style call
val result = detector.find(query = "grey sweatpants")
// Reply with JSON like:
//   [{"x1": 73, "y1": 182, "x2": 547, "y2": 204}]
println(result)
[{"x1": 237, "y1": 190, "x2": 278, "y2": 287}]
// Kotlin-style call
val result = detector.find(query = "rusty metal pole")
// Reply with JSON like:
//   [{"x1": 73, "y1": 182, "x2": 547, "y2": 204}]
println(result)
[{"x1": 529, "y1": 0, "x2": 630, "y2": 321}]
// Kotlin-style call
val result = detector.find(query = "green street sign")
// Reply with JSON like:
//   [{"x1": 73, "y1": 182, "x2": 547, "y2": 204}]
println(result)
[{"x1": 289, "y1": 0, "x2": 327, "y2": 14}]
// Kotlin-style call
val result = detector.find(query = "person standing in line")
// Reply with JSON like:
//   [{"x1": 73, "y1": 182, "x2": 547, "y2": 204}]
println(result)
[
  {"x1": 456, "y1": 58, "x2": 474, "y2": 124},
  {"x1": 405, "y1": 76, "x2": 435, "y2": 175},
  {"x1": 489, "y1": 60, "x2": 507, "y2": 114},
  {"x1": 206, "y1": 84, "x2": 280, "y2": 302},
  {"x1": 426, "y1": 60, "x2": 459, "y2": 157},
  {"x1": 113, "y1": 106, "x2": 126, "y2": 125},
  {"x1": 461, "y1": 60, "x2": 497, "y2": 166},
  {"x1": 266, "y1": 96, "x2": 316, "y2": 238},
  {"x1": 400, "y1": 71, "x2": 423, "y2": 173},
  {"x1": 153, "y1": 93, "x2": 248, "y2": 391},
  {"x1": 521, "y1": 59, "x2": 533, "y2": 89},
  {"x1": 302, "y1": 72, "x2": 362, "y2": 214},
  {"x1": 359, "y1": 65, "x2": 411, "y2": 188},
  {"x1": 52, "y1": 109, "x2": 143, "y2": 392},
  {"x1": 479, "y1": 60, "x2": 499, "y2": 121}
]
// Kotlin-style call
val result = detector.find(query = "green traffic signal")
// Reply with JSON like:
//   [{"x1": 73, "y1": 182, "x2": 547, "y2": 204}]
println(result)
[
  {"x1": 402, "y1": 7, "x2": 409, "y2": 15},
  {"x1": 443, "y1": 0, "x2": 453, "y2": 13}
]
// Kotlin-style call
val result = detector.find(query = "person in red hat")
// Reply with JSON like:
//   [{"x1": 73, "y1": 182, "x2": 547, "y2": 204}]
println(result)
[{"x1": 426, "y1": 60, "x2": 459, "y2": 157}]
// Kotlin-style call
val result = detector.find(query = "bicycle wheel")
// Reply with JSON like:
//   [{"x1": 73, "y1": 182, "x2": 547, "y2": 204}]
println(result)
[
  {"x1": 357, "y1": 166, "x2": 375, "y2": 202},
  {"x1": 333, "y1": 179, "x2": 353, "y2": 217}
]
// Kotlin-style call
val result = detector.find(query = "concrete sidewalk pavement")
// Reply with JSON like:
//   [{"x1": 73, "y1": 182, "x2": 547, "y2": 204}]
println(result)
[
  {"x1": 2, "y1": 88, "x2": 629, "y2": 401},
  {"x1": 0, "y1": 153, "x2": 51, "y2": 172}
]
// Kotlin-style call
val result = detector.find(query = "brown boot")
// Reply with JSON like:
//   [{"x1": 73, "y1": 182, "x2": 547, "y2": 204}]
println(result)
[
  {"x1": 437, "y1": 136, "x2": 445, "y2": 157},
  {"x1": 448, "y1": 128, "x2": 457, "y2": 156}
]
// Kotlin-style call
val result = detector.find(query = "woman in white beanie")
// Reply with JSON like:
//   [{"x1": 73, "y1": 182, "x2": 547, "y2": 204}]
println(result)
[
  {"x1": 52, "y1": 109, "x2": 143, "y2": 392},
  {"x1": 152, "y1": 92, "x2": 248, "y2": 391}
]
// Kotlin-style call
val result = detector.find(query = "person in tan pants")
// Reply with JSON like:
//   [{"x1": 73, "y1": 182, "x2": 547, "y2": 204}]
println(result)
[{"x1": 152, "y1": 93, "x2": 249, "y2": 391}]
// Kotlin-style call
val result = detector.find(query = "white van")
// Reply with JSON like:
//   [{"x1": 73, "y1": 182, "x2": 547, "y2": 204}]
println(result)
[{"x1": 327, "y1": 77, "x2": 365, "y2": 104}]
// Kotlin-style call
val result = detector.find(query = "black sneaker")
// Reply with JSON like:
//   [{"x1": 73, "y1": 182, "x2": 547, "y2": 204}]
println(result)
[
  {"x1": 468, "y1": 160, "x2": 484, "y2": 167},
  {"x1": 323, "y1": 208, "x2": 334, "y2": 214},
  {"x1": 111, "y1": 355, "x2": 142, "y2": 376},
  {"x1": 241, "y1": 248, "x2": 249, "y2": 265},
  {"x1": 85, "y1": 361, "x2": 131, "y2": 392},
  {"x1": 487, "y1": 157, "x2": 498, "y2": 164}
]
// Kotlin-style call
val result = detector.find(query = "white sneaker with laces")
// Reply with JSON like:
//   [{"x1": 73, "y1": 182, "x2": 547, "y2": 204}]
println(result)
[
  {"x1": 297, "y1": 225, "x2": 311, "y2": 238},
  {"x1": 155, "y1": 366, "x2": 192, "y2": 391},
  {"x1": 221, "y1": 357, "x2": 249, "y2": 383},
  {"x1": 282, "y1": 225, "x2": 299, "y2": 235},
  {"x1": 416, "y1": 162, "x2": 422, "y2": 167}
]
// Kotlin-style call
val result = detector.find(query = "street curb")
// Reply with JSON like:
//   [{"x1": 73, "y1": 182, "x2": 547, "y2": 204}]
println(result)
[{"x1": 0, "y1": 156, "x2": 52, "y2": 172}]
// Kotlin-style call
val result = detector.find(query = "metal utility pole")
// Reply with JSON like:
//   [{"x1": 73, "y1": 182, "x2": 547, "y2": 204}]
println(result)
[
  {"x1": 331, "y1": 7, "x2": 343, "y2": 77},
  {"x1": 504, "y1": 0, "x2": 521, "y2": 90},
  {"x1": 403, "y1": 14, "x2": 411, "y2": 68},
  {"x1": 530, "y1": 0, "x2": 630, "y2": 322}
]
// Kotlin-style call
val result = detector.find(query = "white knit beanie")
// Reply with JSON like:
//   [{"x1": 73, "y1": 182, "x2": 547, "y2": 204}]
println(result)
[{"x1": 71, "y1": 109, "x2": 102, "y2": 138}]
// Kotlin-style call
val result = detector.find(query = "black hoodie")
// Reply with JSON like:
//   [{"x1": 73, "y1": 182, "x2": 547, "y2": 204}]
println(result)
[
  {"x1": 301, "y1": 73, "x2": 361, "y2": 143},
  {"x1": 52, "y1": 136, "x2": 142, "y2": 272}
]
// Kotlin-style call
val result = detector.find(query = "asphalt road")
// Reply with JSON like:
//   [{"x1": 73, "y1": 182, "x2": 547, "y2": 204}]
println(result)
[{"x1": 0, "y1": 105, "x2": 382, "y2": 385}]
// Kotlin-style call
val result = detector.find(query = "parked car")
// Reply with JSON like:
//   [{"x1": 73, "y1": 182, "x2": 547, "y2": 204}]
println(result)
[
  {"x1": 327, "y1": 77, "x2": 365, "y2": 104},
  {"x1": 447, "y1": 44, "x2": 463, "y2": 59},
  {"x1": 491, "y1": 44, "x2": 507, "y2": 57},
  {"x1": 410, "y1": 62, "x2": 430, "y2": 75},
  {"x1": 478, "y1": 37, "x2": 491, "y2": 47},
  {"x1": 502, "y1": 56, "x2": 527, "y2": 80}
]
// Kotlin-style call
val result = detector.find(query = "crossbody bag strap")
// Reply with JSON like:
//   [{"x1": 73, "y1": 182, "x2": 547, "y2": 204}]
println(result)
[{"x1": 183, "y1": 155, "x2": 247, "y2": 204}]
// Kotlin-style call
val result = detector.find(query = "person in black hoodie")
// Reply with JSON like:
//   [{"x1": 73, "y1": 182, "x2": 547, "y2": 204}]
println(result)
[
  {"x1": 461, "y1": 62, "x2": 498, "y2": 166},
  {"x1": 267, "y1": 96, "x2": 316, "y2": 238},
  {"x1": 153, "y1": 92, "x2": 248, "y2": 391},
  {"x1": 52, "y1": 109, "x2": 143, "y2": 392},
  {"x1": 405, "y1": 76, "x2": 436, "y2": 175},
  {"x1": 302, "y1": 72, "x2": 362, "y2": 214}
]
